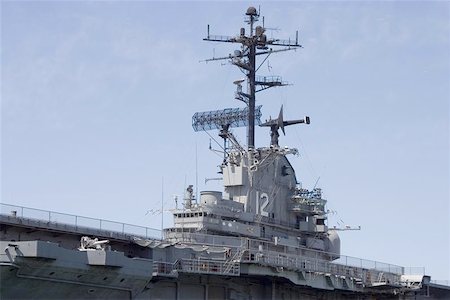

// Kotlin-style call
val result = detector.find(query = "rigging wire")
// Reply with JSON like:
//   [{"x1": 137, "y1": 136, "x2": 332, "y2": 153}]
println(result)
[
  {"x1": 292, "y1": 125, "x2": 318, "y2": 182},
  {"x1": 204, "y1": 129, "x2": 226, "y2": 152},
  {"x1": 256, "y1": 52, "x2": 272, "y2": 73},
  {"x1": 203, "y1": 129, "x2": 228, "y2": 160}
]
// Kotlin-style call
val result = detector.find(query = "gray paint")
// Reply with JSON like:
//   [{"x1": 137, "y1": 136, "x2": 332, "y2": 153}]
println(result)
[{"x1": 1, "y1": 6, "x2": 449, "y2": 300}]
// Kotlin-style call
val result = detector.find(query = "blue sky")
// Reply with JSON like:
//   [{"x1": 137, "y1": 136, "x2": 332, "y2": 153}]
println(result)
[{"x1": 2, "y1": 1, "x2": 449, "y2": 280}]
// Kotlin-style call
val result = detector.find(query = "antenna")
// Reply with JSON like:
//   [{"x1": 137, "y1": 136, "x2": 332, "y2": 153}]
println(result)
[
  {"x1": 193, "y1": 106, "x2": 261, "y2": 160},
  {"x1": 161, "y1": 177, "x2": 164, "y2": 239},
  {"x1": 202, "y1": 6, "x2": 301, "y2": 149},
  {"x1": 173, "y1": 194, "x2": 179, "y2": 209},
  {"x1": 260, "y1": 105, "x2": 310, "y2": 146},
  {"x1": 192, "y1": 106, "x2": 262, "y2": 132},
  {"x1": 195, "y1": 142, "x2": 198, "y2": 203},
  {"x1": 313, "y1": 176, "x2": 321, "y2": 189}
]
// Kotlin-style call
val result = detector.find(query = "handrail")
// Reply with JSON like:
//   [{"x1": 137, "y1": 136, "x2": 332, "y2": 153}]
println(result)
[
  {"x1": 430, "y1": 280, "x2": 450, "y2": 287},
  {"x1": 165, "y1": 231, "x2": 404, "y2": 275},
  {"x1": 1, "y1": 203, "x2": 406, "y2": 278},
  {"x1": 177, "y1": 258, "x2": 240, "y2": 276},
  {"x1": 242, "y1": 248, "x2": 400, "y2": 284},
  {"x1": 1, "y1": 203, "x2": 161, "y2": 239}
]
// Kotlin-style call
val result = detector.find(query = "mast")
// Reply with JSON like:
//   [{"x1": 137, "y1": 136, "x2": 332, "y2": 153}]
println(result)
[
  {"x1": 203, "y1": 6, "x2": 301, "y2": 150},
  {"x1": 247, "y1": 9, "x2": 257, "y2": 149}
]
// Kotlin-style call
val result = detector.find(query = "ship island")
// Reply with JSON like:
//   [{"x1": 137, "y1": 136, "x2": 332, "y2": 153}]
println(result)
[{"x1": 1, "y1": 6, "x2": 449, "y2": 300}]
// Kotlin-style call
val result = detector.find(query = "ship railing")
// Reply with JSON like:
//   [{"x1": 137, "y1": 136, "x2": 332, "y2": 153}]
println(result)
[
  {"x1": 294, "y1": 187, "x2": 323, "y2": 199},
  {"x1": 430, "y1": 280, "x2": 450, "y2": 287},
  {"x1": 165, "y1": 230, "x2": 246, "y2": 248},
  {"x1": 153, "y1": 259, "x2": 240, "y2": 277},
  {"x1": 333, "y1": 255, "x2": 403, "y2": 275},
  {"x1": 255, "y1": 75, "x2": 283, "y2": 85},
  {"x1": 168, "y1": 232, "x2": 404, "y2": 278},
  {"x1": 152, "y1": 261, "x2": 178, "y2": 277},
  {"x1": 289, "y1": 203, "x2": 325, "y2": 214},
  {"x1": 241, "y1": 249, "x2": 401, "y2": 285},
  {"x1": 176, "y1": 258, "x2": 240, "y2": 276},
  {"x1": 251, "y1": 237, "x2": 404, "y2": 276},
  {"x1": 0, "y1": 203, "x2": 161, "y2": 240},
  {"x1": 246, "y1": 238, "x2": 404, "y2": 276},
  {"x1": 290, "y1": 197, "x2": 326, "y2": 206},
  {"x1": 403, "y1": 266, "x2": 426, "y2": 275}
]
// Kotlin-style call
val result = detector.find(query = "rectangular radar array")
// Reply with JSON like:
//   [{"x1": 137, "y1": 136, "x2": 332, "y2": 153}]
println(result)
[{"x1": 192, "y1": 106, "x2": 262, "y2": 132}]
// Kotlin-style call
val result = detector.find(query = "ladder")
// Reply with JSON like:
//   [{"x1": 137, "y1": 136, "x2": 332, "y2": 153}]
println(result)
[{"x1": 223, "y1": 239, "x2": 248, "y2": 274}]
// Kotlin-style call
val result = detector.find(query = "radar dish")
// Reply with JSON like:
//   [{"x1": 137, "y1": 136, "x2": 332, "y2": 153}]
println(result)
[{"x1": 246, "y1": 7, "x2": 258, "y2": 16}]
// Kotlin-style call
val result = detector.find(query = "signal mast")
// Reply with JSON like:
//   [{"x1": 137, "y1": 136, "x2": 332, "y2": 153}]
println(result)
[{"x1": 200, "y1": 6, "x2": 303, "y2": 150}]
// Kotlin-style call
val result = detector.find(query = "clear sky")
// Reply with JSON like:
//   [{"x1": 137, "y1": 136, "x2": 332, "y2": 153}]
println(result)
[{"x1": 2, "y1": 1, "x2": 449, "y2": 280}]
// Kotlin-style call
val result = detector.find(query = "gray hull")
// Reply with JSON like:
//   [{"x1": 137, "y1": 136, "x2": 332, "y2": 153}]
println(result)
[{"x1": 2, "y1": 264, "x2": 448, "y2": 300}]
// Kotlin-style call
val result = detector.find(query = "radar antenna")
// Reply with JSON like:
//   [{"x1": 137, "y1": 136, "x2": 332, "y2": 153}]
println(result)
[
  {"x1": 260, "y1": 105, "x2": 310, "y2": 146},
  {"x1": 192, "y1": 106, "x2": 262, "y2": 160},
  {"x1": 202, "y1": 6, "x2": 301, "y2": 149},
  {"x1": 192, "y1": 106, "x2": 262, "y2": 132}
]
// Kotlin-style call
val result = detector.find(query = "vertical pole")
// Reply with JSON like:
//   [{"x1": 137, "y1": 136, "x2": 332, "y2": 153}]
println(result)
[
  {"x1": 247, "y1": 15, "x2": 256, "y2": 149},
  {"x1": 223, "y1": 133, "x2": 227, "y2": 161},
  {"x1": 195, "y1": 143, "x2": 198, "y2": 203},
  {"x1": 161, "y1": 177, "x2": 164, "y2": 239}
]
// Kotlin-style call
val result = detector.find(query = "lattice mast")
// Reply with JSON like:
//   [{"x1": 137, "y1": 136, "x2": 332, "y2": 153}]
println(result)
[{"x1": 203, "y1": 6, "x2": 301, "y2": 149}]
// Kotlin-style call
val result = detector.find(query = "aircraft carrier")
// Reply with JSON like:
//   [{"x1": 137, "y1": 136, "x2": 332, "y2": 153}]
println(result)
[{"x1": 1, "y1": 6, "x2": 449, "y2": 300}]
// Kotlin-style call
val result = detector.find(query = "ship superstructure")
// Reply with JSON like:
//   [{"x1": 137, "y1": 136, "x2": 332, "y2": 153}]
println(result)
[
  {"x1": 1, "y1": 6, "x2": 448, "y2": 300},
  {"x1": 166, "y1": 6, "x2": 338, "y2": 261}
]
